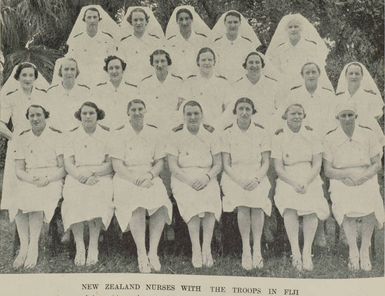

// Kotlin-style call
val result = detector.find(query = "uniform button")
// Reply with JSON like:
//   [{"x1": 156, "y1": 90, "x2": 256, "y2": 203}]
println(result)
[
  {"x1": 30, "y1": 150, "x2": 33, "y2": 153},
  {"x1": 84, "y1": 145, "x2": 87, "y2": 148},
  {"x1": 155, "y1": 96, "x2": 159, "y2": 99}
]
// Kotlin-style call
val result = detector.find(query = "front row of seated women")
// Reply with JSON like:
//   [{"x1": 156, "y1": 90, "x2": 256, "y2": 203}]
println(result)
[{"x1": 10, "y1": 97, "x2": 384, "y2": 274}]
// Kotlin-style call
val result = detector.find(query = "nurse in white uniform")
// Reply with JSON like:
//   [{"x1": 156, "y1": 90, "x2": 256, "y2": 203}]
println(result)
[
  {"x1": 165, "y1": 5, "x2": 212, "y2": 79},
  {"x1": 0, "y1": 63, "x2": 48, "y2": 216},
  {"x1": 212, "y1": 10, "x2": 261, "y2": 82},
  {"x1": 92, "y1": 55, "x2": 138, "y2": 130},
  {"x1": 266, "y1": 14, "x2": 329, "y2": 89},
  {"x1": 167, "y1": 100, "x2": 222, "y2": 268},
  {"x1": 183, "y1": 47, "x2": 232, "y2": 128},
  {"x1": 47, "y1": 57, "x2": 91, "y2": 132},
  {"x1": 221, "y1": 97, "x2": 271, "y2": 270},
  {"x1": 66, "y1": 5, "x2": 118, "y2": 86},
  {"x1": 62, "y1": 101, "x2": 114, "y2": 266},
  {"x1": 12, "y1": 104, "x2": 65, "y2": 269},
  {"x1": 323, "y1": 102, "x2": 384, "y2": 271},
  {"x1": 272, "y1": 103, "x2": 329, "y2": 271},
  {"x1": 119, "y1": 7, "x2": 164, "y2": 84},
  {"x1": 111, "y1": 99, "x2": 172, "y2": 273},
  {"x1": 138, "y1": 49, "x2": 184, "y2": 131},
  {"x1": 335, "y1": 62, "x2": 384, "y2": 145}
]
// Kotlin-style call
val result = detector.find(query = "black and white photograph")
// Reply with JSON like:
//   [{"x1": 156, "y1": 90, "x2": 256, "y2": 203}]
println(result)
[{"x1": 0, "y1": 0, "x2": 384, "y2": 295}]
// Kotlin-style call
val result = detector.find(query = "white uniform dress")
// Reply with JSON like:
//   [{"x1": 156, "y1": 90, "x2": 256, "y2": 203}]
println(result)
[
  {"x1": 119, "y1": 33, "x2": 164, "y2": 85},
  {"x1": 166, "y1": 124, "x2": 222, "y2": 223},
  {"x1": 0, "y1": 87, "x2": 48, "y2": 211},
  {"x1": 220, "y1": 74, "x2": 280, "y2": 132},
  {"x1": 11, "y1": 126, "x2": 63, "y2": 222},
  {"x1": 283, "y1": 84, "x2": 336, "y2": 136},
  {"x1": 213, "y1": 35, "x2": 257, "y2": 82},
  {"x1": 138, "y1": 73, "x2": 184, "y2": 131},
  {"x1": 110, "y1": 123, "x2": 172, "y2": 232},
  {"x1": 183, "y1": 73, "x2": 232, "y2": 128},
  {"x1": 91, "y1": 80, "x2": 138, "y2": 130},
  {"x1": 323, "y1": 125, "x2": 385, "y2": 227},
  {"x1": 221, "y1": 121, "x2": 272, "y2": 215},
  {"x1": 61, "y1": 125, "x2": 114, "y2": 231},
  {"x1": 46, "y1": 83, "x2": 91, "y2": 132},
  {"x1": 67, "y1": 31, "x2": 117, "y2": 86},
  {"x1": 336, "y1": 88, "x2": 384, "y2": 145},
  {"x1": 166, "y1": 32, "x2": 210, "y2": 79},
  {"x1": 271, "y1": 124, "x2": 329, "y2": 220}
]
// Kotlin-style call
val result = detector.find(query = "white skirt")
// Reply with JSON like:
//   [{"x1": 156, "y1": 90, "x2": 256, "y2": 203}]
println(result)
[
  {"x1": 330, "y1": 176, "x2": 385, "y2": 228},
  {"x1": 10, "y1": 167, "x2": 63, "y2": 223},
  {"x1": 221, "y1": 164, "x2": 272, "y2": 215},
  {"x1": 274, "y1": 163, "x2": 329, "y2": 220},
  {"x1": 113, "y1": 173, "x2": 173, "y2": 232},
  {"x1": 0, "y1": 140, "x2": 17, "y2": 212},
  {"x1": 61, "y1": 174, "x2": 114, "y2": 231},
  {"x1": 171, "y1": 167, "x2": 222, "y2": 223}
]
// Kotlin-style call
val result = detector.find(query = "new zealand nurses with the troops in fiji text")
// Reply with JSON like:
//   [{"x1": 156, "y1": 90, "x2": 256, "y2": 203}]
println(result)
[
  {"x1": 91, "y1": 55, "x2": 138, "y2": 130},
  {"x1": 61, "y1": 102, "x2": 114, "y2": 266},
  {"x1": 272, "y1": 103, "x2": 329, "y2": 272},
  {"x1": 11, "y1": 105, "x2": 65, "y2": 269},
  {"x1": 221, "y1": 97, "x2": 272, "y2": 271},
  {"x1": 167, "y1": 101, "x2": 223, "y2": 269},
  {"x1": 110, "y1": 99, "x2": 172, "y2": 273},
  {"x1": 323, "y1": 102, "x2": 385, "y2": 272}
]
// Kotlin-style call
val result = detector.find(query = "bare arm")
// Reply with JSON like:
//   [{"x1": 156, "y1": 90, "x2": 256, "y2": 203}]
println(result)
[
  {"x1": 64, "y1": 156, "x2": 92, "y2": 183},
  {"x1": 167, "y1": 154, "x2": 192, "y2": 185},
  {"x1": 46, "y1": 155, "x2": 66, "y2": 182},
  {"x1": 323, "y1": 159, "x2": 352, "y2": 180},
  {"x1": 353, "y1": 154, "x2": 381, "y2": 185},
  {"x1": 111, "y1": 158, "x2": 140, "y2": 183},
  {"x1": 0, "y1": 121, "x2": 12, "y2": 140},
  {"x1": 255, "y1": 151, "x2": 270, "y2": 181},
  {"x1": 15, "y1": 159, "x2": 34, "y2": 184},
  {"x1": 305, "y1": 153, "x2": 322, "y2": 185}
]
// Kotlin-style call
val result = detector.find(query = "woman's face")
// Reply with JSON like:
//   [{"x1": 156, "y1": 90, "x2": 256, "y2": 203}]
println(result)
[
  {"x1": 131, "y1": 11, "x2": 148, "y2": 34},
  {"x1": 128, "y1": 102, "x2": 146, "y2": 121},
  {"x1": 19, "y1": 67, "x2": 36, "y2": 89},
  {"x1": 286, "y1": 105, "x2": 304, "y2": 128},
  {"x1": 198, "y1": 51, "x2": 215, "y2": 73},
  {"x1": 245, "y1": 54, "x2": 263, "y2": 75},
  {"x1": 286, "y1": 19, "x2": 302, "y2": 40},
  {"x1": 61, "y1": 60, "x2": 78, "y2": 81},
  {"x1": 337, "y1": 110, "x2": 356, "y2": 129},
  {"x1": 80, "y1": 105, "x2": 98, "y2": 128},
  {"x1": 184, "y1": 105, "x2": 203, "y2": 129},
  {"x1": 302, "y1": 63, "x2": 320, "y2": 84},
  {"x1": 236, "y1": 102, "x2": 253, "y2": 122},
  {"x1": 28, "y1": 106, "x2": 46, "y2": 130},
  {"x1": 345, "y1": 64, "x2": 363, "y2": 86},
  {"x1": 84, "y1": 10, "x2": 100, "y2": 32},
  {"x1": 177, "y1": 12, "x2": 192, "y2": 32},
  {"x1": 107, "y1": 59, "x2": 124, "y2": 82},
  {"x1": 152, "y1": 54, "x2": 168, "y2": 72},
  {"x1": 225, "y1": 15, "x2": 241, "y2": 37}
]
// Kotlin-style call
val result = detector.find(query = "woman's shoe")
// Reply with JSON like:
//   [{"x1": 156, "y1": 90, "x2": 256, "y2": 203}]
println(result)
[
  {"x1": 252, "y1": 255, "x2": 264, "y2": 269},
  {"x1": 148, "y1": 253, "x2": 161, "y2": 272},
  {"x1": 138, "y1": 255, "x2": 151, "y2": 273}
]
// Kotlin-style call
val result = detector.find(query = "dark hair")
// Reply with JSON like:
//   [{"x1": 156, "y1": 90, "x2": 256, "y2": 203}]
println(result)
[
  {"x1": 103, "y1": 55, "x2": 127, "y2": 72},
  {"x1": 82, "y1": 7, "x2": 101, "y2": 21},
  {"x1": 183, "y1": 100, "x2": 203, "y2": 114},
  {"x1": 242, "y1": 52, "x2": 265, "y2": 69},
  {"x1": 176, "y1": 8, "x2": 193, "y2": 21},
  {"x1": 127, "y1": 99, "x2": 146, "y2": 114},
  {"x1": 127, "y1": 7, "x2": 149, "y2": 24},
  {"x1": 224, "y1": 11, "x2": 241, "y2": 22},
  {"x1": 150, "y1": 49, "x2": 172, "y2": 66},
  {"x1": 345, "y1": 62, "x2": 363, "y2": 76},
  {"x1": 14, "y1": 62, "x2": 38, "y2": 80},
  {"x1": 233, "y1": 97, "x2": 256, "y2": 115},
  {"x1": 58, "y1": 58, "x2": 80, "y2": 78},
  {"x1": 74, "y1": 101, "x2": 105, "y2": 121},
  {"x1": 300, "y1": 62, "x2": 321, "y2": 76},
  {"x1": 282, "y1": 103, "x2": 306, "y2": 120},
  {"x1": 196, "y1": 47, "x2": 216, "y2": 66},
  {"x1": 25, "y1": 104, "x2": 50, "y2": 119}
]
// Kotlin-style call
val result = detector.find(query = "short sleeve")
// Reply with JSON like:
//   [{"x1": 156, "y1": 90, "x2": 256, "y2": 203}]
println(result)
[
  {"x1": 54, "y1": 133, "x2": 65, "y2": 156},
  {"x1": 210, "y1": 132, "x2": 223, "y2": 155},
  {"x1": 0, "y1": 95, "x2": 12, "y2": 124},
  {"x1": 13, "y1": 136, "x2": 25, "y2": 160},
  {"x1": 368, "y1": 131, "x2": 382, "y2": 159},
  {"x1": 154, "y1": 132, "x2": 167, "y2": 160},
  {"x1": 322, "y1": 136, "x2": 334, "y2": 163},
  {"x1": 108, "y1": 134, "x2": 125, "y2": 160},
  {"x1": 370, "y1": 95, "x2": 384, "y2": 118},
  {"x1": 220, "y1": 130, "x2": 231, "y2": 154},
  {"x1": 310, "y1": 133, "x2": 323, "y2": 155},
  {"x1": 270, "y1": 135, "x2": 283, "y2": 159},
  {"x1": 63, "y1": 134, "x2": 76, "y2": 158},
  {"x1": 260, "y1": 130, "x2": 271, "y2": 153},
  {"x1": 165, "y1": 133, "x2": 179, "y2": 157}
]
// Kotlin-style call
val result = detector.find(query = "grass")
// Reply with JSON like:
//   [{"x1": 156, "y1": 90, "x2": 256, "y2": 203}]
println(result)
[{"x1": 0, "y1": 210, "x2": 383, "y2": 278}]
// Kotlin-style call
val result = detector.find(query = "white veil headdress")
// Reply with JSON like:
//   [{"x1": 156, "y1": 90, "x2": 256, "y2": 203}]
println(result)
[
  {"x1": 66, "y1": 4, "x2": 120, "y2": 48},
  {"x1": 165, "y1": 5, "x2": 211, "y2": 40},
  {"x1": 266, "y1": 13, "x2": 329, "y2": 62},
  {"x1": 120, "y1": 6, "x2": 164, "y2": 39},
  {"x1": 211, "y1": 10, "x2": 261, "y2": 47}
]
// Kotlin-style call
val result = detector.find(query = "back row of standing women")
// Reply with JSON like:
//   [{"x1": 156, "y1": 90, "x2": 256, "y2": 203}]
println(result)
[{"x1": 0, "y1": 4, "x2": 383, "y2": 274}]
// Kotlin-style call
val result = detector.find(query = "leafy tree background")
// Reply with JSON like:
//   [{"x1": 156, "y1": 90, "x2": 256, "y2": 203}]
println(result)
[{"x1": 0, "y1": 0, "x2": 383, "y2": 167}]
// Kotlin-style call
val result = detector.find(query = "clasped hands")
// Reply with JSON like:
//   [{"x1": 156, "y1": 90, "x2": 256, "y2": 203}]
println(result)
[
  {"x1": 77, "y1": 169, "x2": 99, "y2": 185},
  {"x1": 32, "y1": 175, "x2": 50, "y2": 187},
  {"x1": 188, "y1": 174, "x2": 210, "y2": 191},
  {"x1": 341, "y1": 171, "x2": 367, "y2": 186}
]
